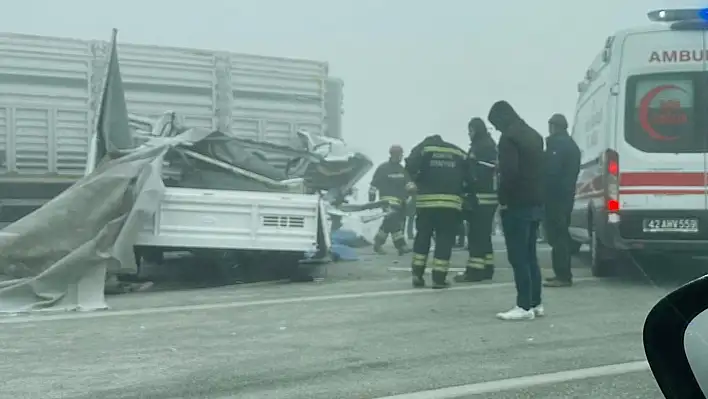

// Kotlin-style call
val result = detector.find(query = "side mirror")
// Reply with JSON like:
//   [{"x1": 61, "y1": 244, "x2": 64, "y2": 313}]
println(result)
[{"x1": 644, "y1": 274, "x2": 708, "y2": 398}]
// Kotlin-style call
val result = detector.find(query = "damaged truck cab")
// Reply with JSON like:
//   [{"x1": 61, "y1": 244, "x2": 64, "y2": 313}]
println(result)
[{"x1": 86, "y1": 112, "x2": 334, "y2": 282}]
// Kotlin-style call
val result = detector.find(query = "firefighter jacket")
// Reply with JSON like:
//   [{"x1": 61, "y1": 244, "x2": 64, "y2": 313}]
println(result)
[
  {"x1": 370, "y1": 161, "x2": 412, "y2": 207},
  {"x1": 470, "y1": 136, "x2": 498, "y2": 207},
  {"x1": 462, "y1": 150, "x2": 479, "y2": 211},
  {"x1": 405, "y1": 135, "x2": 472, "y2": 211}
]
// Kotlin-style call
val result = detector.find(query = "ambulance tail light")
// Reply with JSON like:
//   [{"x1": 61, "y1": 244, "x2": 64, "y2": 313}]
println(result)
[{"x1": 605, "y1": 149, "x2": 620, "y2": 214}]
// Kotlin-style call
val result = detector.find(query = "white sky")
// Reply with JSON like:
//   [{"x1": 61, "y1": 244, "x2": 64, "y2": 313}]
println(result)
[{"x1": 0, "y1": 0, "x2": 686, "y2": 166}]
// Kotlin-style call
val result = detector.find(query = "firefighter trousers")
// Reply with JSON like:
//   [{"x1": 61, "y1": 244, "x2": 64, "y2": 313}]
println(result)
[
  {"x1": 374, "y1": 206, "x2": 406, "y2": 250},
  {"x1": 464, "y1": 204, "x2": 497, "y2": 279},
  {"x1": 411, "y1": 208, "x2": 460, "y2": 284}
]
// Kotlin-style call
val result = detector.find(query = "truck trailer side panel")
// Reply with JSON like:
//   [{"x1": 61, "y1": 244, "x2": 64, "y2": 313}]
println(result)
[
  {"x1": 324, "y1": 77, "x2": 344, "y2": 140},
  {"x1": 0, "y1": 32, "x2": 332, "y2": 224}
]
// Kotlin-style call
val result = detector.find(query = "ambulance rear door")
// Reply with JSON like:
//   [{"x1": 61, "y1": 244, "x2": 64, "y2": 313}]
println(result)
[{"x1": 616, "y1": 25, "x2": 707, "y2": 240}]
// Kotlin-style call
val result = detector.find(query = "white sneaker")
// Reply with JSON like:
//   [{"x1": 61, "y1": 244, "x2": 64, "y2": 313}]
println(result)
[
  {"x1": 496, "y1": 306, "x2": 535, "y2": 321},
  {"x1": 532, "y1": 305, "x2": 545, "y2": 317}
]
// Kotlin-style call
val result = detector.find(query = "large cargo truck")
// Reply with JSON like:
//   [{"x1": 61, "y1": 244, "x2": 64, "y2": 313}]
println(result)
[{"x1": 0, "y1": 32, "x2": 343, "y2": 224}]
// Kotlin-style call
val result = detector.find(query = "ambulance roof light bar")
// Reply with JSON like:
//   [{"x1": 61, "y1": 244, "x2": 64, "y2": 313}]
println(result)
[{"x1": 647, "y1": 8, "x2": 708, "y2": 22}]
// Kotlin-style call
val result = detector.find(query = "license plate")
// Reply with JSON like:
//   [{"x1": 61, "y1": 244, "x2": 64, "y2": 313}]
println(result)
[{"x1": 643, "y1": 218, "x2": 699, "y2": 233}]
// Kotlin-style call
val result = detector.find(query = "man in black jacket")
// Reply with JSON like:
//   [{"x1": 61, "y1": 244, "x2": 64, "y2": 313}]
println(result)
[
  {"x1": 488, "y1": 101, "x2": 544, "y2": 321},
  {"x1": 543, "y1": 113, "x2": 581, "y2": 288},
  {"x1": 406, "y1": 135, "x2": 472, "y2": 289},
  {"x1": 455, "y1": 117, "x2": 498, "y2": 283}
]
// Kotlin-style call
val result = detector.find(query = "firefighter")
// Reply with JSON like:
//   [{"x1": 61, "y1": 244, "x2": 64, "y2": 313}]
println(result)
[
  {"x1": 406, "y1": 135, "x2": 472, "y2": 289},
  {"x1": 369, "y1": 145, "x2": 414, "y2": 255},
  {"x1": 455, "y1": 117, "x2": 499, "y2": 283}
]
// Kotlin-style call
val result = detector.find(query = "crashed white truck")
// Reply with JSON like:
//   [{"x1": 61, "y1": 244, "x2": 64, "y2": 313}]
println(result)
[
  {"x1": 0, "y1": 32, "x2": 383, "y2": 284},
  {"x1": 106, "y1": 112, "x2": 377, "y2": 281}
]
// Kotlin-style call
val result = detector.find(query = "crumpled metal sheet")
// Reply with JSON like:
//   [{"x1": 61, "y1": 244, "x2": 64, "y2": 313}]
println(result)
[{"x1": 0, "y1": 129, "x2": 210, "y2": 313}]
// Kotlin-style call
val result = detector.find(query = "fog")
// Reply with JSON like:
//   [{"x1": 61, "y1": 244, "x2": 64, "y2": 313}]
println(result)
[{"x1": 0, "y1": 0, "x2": 679, "y2": 173}]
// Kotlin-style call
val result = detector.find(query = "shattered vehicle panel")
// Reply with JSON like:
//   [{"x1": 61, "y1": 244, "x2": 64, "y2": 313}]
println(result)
[
  {"x1": 132, "y1": 112, "x2": 374, "y2": 200},
  {"x1": 297, "y1": 131, "x2": 373, "y2": 201},
  {"x1": 169, "y1": 132, "x2": 293, "y2": 193}
]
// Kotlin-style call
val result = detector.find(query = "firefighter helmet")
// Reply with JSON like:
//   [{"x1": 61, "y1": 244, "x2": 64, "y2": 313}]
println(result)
[{"x1": 389, "y1": 145, "x2": 403, "y2": 155}]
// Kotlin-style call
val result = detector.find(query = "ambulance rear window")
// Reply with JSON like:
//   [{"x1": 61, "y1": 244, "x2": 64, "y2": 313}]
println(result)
[{"x1": 625, "y1": 73, "x2": 703, "y2": 153}]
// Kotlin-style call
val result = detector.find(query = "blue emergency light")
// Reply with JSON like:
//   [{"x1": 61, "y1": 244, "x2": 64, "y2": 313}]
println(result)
[
  {"x1": 647, "y1": 8, "x2": 708, "y2": 22},
  {"x1": 700, "y1": 8, "x2": 708, "y2": 20}
]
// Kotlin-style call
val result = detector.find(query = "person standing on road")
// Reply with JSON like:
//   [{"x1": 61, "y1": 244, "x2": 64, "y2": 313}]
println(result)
[
  {"x1": 488, "y1": 101, "x2": 545, "y2": 321},
  {"x1": 406, "y1": 135, "x2": 472, "y2": 289},
  {"x1": 543, "y1": 113, "x2": 581, "y2": 288},
  {"x1": 455, "y1": 117, "x2": 499, "y2": 283},
  {"x1": 369, "y1": 145, "x2": 415, "y2": 255}
]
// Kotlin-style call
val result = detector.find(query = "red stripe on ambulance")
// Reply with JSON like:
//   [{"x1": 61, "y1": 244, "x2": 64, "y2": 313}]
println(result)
[{"x1": 620, "y1": 172, "x2": 706, "y2": 187}]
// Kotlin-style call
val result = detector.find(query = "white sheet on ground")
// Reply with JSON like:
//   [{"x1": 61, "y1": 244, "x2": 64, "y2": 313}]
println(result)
[{"x1": 340, "y1": 212, "x2": 383, "y2": 243}]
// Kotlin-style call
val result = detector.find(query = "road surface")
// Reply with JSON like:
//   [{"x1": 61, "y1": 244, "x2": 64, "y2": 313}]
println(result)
[{"x1": 0, "y1": 238, "x2": 699, "y2": 399}]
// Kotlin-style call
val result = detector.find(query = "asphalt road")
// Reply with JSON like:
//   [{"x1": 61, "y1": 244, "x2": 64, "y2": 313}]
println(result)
[{"x1": 0, "y1": 238, "x2": 700, "y2": 399}]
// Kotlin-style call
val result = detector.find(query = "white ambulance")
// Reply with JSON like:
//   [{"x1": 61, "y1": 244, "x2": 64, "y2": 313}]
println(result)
[{"x1": 570, "y1": 8, "x2": 708, "y2": 276}]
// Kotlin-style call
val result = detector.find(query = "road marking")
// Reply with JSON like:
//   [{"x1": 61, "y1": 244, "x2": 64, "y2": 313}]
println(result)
[
  {"x1": 0, "y1": 277, "x2": 598, "y2": 324},
  {"x1": 388, "y1": 267, "x2": 515, "y2": 273},
  {"x1": 388, "y1": 267, "x2": 470, "y2": 273},
  {"x1": 448, "y1": 247, "x2": 551, "y2": 254},
  {"x1": 367, "y1": 247, "x2": 549, "y2": 257},
  {"x1": 374, "y1": 360, "x2": 649, "y2": 398}
]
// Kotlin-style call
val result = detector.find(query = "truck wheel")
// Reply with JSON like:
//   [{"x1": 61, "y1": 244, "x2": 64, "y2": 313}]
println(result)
[
  {"x1": 290, "y1": 267, "x2": 315, "y2": 282},
  {"x1": 590, "y1": 226, "x2": 615, "y2": 277},
  {"x1": 569, "y1": 240, "x2": 582, "y2": 255}
]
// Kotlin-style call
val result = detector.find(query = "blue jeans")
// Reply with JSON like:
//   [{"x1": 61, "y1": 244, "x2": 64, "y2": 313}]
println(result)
[{"x1": 500, "y1": 206, "x2": 543, "y2": 310}]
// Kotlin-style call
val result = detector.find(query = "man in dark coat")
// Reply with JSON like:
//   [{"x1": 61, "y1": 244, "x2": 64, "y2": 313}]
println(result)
[
  {"x1": 543, "y1": 113, "x2": 581, "y2": 287},
  {"x1": 487, "y1": 101, "x2": 545, "y2": 321}
]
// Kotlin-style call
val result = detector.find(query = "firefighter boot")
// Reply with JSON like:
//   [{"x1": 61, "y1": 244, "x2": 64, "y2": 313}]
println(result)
[
  {"x1": 431, "y1": 259, "x2": 450, "y2": 289},
  {"x1": 411, "y1": 254, "x2": 427, "y2": 288},
  {"x1": 392, "y1": 231, "x2": 411, "y2": 255},
  {"x1": 373, "y1": 230, "x2": 388, "y2": 255},
  {"x1": 484, "y1": 253, "x2": 495, "y2": 280},
  {"x1": 411, "y1": 266, "x2": 426, "y2": 288},
  {"x1": 484, "y1": 265, "x2": 495, "y2": 280},
  {"x1": 453, "y1": 268, "x2": 486, "y2": 282},
  {"x1": 454, "y1": 258, "x2": 486, "y2": 283},
  {"x1": 431, "y1": 270, "x2": 450, "y2": 289}
]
